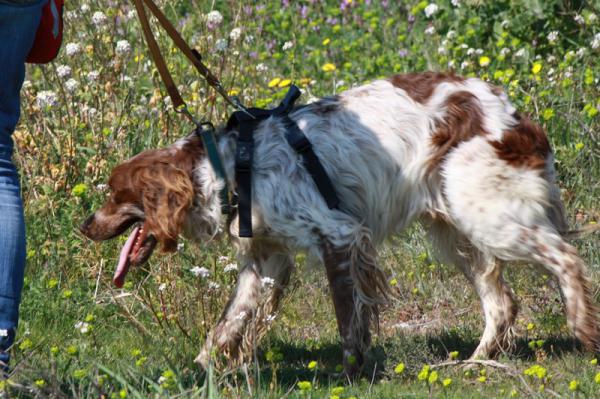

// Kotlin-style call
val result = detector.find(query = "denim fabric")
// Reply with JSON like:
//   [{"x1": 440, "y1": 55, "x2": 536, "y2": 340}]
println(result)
[{"x1": 0, "y1": 0, "x2": 45, "y2": 367}]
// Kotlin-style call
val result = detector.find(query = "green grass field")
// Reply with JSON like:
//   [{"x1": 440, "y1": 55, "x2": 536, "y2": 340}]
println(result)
[{"x1": 7, "y1": 0, "x2": 600, "y2": 397}]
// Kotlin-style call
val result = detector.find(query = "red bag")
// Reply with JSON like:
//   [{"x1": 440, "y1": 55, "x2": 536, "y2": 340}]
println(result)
[{"x1": 26, "y1": 0, "x2": 64, "y2": 64}]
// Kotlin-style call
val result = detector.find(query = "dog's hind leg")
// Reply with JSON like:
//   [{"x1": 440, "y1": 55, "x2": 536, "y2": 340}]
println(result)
[
  {"x1": 195, "y1": 250, "x2": 294, "y2": 368},
  {"x1": 321, "y1": 227, "x2": 390, "y2": 377},
  {"x1": 426, "y1": 218, "x2": 518, "y2": 359},
  {"x1": 516, "y1": 226, "x2": 600, "y2": 352}
]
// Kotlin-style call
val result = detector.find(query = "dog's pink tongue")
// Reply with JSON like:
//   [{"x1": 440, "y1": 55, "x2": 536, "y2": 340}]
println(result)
[{"x1": 114, "y1": 226, "x2": 140, "y2": 288}]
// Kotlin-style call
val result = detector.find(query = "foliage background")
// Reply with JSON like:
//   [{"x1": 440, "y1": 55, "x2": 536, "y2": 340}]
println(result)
[{"x1": 8, "y1": 0, "x2": 600, "y2": 397}]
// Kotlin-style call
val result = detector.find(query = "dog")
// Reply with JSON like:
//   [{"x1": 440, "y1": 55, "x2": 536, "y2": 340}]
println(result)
[{"x1": 80, "y1": 72, "x2": 600, "y2": 374}]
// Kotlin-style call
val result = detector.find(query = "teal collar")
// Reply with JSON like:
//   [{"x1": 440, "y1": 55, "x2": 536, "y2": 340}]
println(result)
[{"x1": 195, "y1": 124, "x2": 231, "y2": 214}]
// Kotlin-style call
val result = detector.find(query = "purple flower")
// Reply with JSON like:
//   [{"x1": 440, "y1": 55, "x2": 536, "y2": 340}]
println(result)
[
  {"x1": 300, "y1": 5, "x2": 308, "y2": 18},
  {"x1": 398, "y1": 49, "x2": 408, "y2": 57}
]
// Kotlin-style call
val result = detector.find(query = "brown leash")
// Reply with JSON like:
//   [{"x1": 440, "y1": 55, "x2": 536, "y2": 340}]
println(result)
[{"x1": 131, "y1": 0, "x2": 248, "y2": 124}]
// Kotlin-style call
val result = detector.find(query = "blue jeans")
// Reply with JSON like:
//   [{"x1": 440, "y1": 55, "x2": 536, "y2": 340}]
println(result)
[{"x1": 0, "y1": 0, "x2": 45, "y2": 367}]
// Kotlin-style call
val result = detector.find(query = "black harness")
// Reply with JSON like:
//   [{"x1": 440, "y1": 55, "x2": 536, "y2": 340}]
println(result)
[{"x1": 226, "y1": 85, "x2": 340, "y2": 237}]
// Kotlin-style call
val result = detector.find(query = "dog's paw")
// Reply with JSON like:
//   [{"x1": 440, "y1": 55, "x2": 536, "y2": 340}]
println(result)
[{"x1": 194, "y1": 347, "x2": 211, "y2": 369}]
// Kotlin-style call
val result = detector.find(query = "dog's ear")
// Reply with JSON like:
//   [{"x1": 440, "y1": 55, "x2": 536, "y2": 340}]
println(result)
[{"x1": 135, "y1": 161, "x2": 194, "y2": 252}]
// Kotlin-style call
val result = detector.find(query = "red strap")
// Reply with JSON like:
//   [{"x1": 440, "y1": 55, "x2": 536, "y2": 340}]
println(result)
[{"x1": 26, "y1": 0, "x2": 64, "y2": 64}]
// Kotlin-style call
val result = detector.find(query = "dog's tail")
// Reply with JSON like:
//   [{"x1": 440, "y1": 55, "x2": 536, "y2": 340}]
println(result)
[{"x1": 349, "y1": 227, "x2": 392, "y2": 348}]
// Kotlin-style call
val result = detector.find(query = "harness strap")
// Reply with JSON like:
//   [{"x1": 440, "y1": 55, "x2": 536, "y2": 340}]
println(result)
[
  {"x1": 281, "y1": 116, "x2": 340, "y2": 210},
  {"x1": 234, "y1": 120, "x2": 257, "y2": 237}
]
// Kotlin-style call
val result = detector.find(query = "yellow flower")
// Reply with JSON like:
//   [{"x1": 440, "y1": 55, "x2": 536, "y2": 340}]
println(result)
[
  {"x1": 322, "y1": 38, "x2": 331, "y2": 45},
  {"x1": 394, "y1": 362, "x2": 405, "y2": 374},
  {"x1": 428, "y1": 370, "x2": 439, "y2": 384},
  {"x1": 390, "y1": 278, "x2": 398, "y2": 286},
  {"x1": 575, "y1": 142, "x2": 584, "y2": 151},
  {"x1": 531, "y1": 62, "x2": 542, "y2": 75},
  {"x1": 526, "y1": 322, "x2": 535, "y2": 331},
  {"x1": 34, "y1": 379, "x2": 46, "y2": 388},
  {"x1": 442, "y1": 378, "x2": 452, "y2": 387},
  {"x1": 569, "y1": 380, "x2": 579, "y2": 391},
  {"x1": 449, "y1": 351, "x2": 459, "y2": 360},
  {"x1": 322, "y1": 63, "x2": 337, "y2": 72},
  {"x1": 278, "y1": 79, "x2": 292, "y2": 88},
  {"x1": 268, "y1": 78, "x2": 282, "y2": 88},
  {"x1": 331, "y1": 386, "x2": 344, "y2": 395},
  {"x1": 542, "y1": 108, "x2": 554, "y2": 121},
  {"x1": 299, "y1": 78, "x2": 313, "y2": 87},
  {"x1": 595, "y1": 371, "x2": 600, "y2": 384},
  {"x1": 308, "y1": 360, "x2": 317, "y2": 370},
  {"x1": 479, "y1": 56, "x2": 491, "y2": 67},
  {"x1": 297, "y1": 381, "x2": 312, "y2": 391},
  {"x1": 591, "y1": 358, "x2": 598, "y2": 365},
  {"x1": 478, "y1": 376, "x2": 487, "y2": 383},
  {"x1": 417, "y1": 365, "x2": 430, "y2": 381},
  {"x1": 228, "y1": 89, "x2": 240, "y2": 96}
]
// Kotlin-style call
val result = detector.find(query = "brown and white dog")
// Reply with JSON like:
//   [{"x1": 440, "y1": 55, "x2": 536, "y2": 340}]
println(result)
[{"x1": 80, "y1": 72, "x2": 600, "y2": 374}]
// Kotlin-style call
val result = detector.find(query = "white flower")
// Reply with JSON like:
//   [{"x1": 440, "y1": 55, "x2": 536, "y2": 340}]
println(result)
[
  {"x1": 424, "y1": 3, "x2": 438, "y2": 18},
  {"x1": 460, "y1": 60, "x2": 471, "y2": 69},
  {"x1": 591, "y1": 33, "x2": 600, "y2": 50},
  {"x1": 96, "y1": 183, "x2": 107, "y2": 191},
  {"x1": 500, "y1": 47, "x2": 511, "y2": 56},
  {"x1": 158, "y1": 283, "x2": 167, "y2": 291},
  {"x1": 235, "y1": 311, "x2": 247, "y2": 320},
  {"x1": 265, "y1": 314, "x2": 276, "y2": 323},
  {"x1": 467, "y1": 48, "x2": 475, "y2": 56},
  {"x1": 588, "y1": 13, "x2": 597, "y2": 24},
  {"x1": 56, "y1": 64, "x2": 71, "y2": 78},
  {"x1": 208, "y1": 281, "x2": 220, "y2": 290},
  {"x1": 424, "y1": 25, "x2": 436, "y2": 35},
  {"x1": 65, "y1": 42, "x2": 81, "y2": 56},
  {"x1": 229, "y1": 27, "x2": 242, "y2": 41},
  {"x1": 190, "y1": 266, "x2": 210, "y2": 278},
  {"x1": 282, "y1": 41, "x2": 294, "y2": 51},
  {"x1": 80, "y1": 3, "x2": 90, "y2": 13},
  {"x1": 437, "y1": 46, "x2": 447, "y2": 55},
  {"x1": 501, "y1": 19, "x2": 509, "y2": 28},
  {"x1": 451, "y1": 0, "x2": 460, "y2": 6},
  {"x1": 177, "y1": 242, "x2": 185, "y2": 252},
  {"x1": 217, "y1": 255, "x2": 229, "y2": 263},
  {"x1": 475, "y1": 48, "x2": 484, "y2": 55},
  {"x1": 206, "y1": 10, "x2": 223, "y2": 26},
  {"x1": 547, "y1": 55, "x2": 556, "y2": 63},
  {"x1": 214, "y1": 38, "x2": 228, "y2": 52},
  {"x1": 158, "y1": 376, "x2": 167, "y2": 384},
  {"x1": 447, "y1": 60, "x2": 455, "y2": 68},
  {"x1": 574, "y1": 14, "x2": 585, "y2": 25},
  {"x1": 514, "y1": 48, "x2": 526, "y2": 58},
  {"x1": 22, "y1": 80, "x2": 32, "y2": 89},
  {"x1": 244, "y1": 34, "x2": 254, "y2": 44},
  {"x1": 256, "y1": 63, "x2": 268, "y2": 72},
  {"x1": 224, "y1": 263, "x2": 238, "y2": 273},
  {"x1": 36, "y1": 90, "x2": 58, "y2": 108},
  {"x1": 116, "y1": 40, "x2": 131, "y2": 55},
  {"x1": 91, "y1": 11, "x2": 107, "y2": 26},
  {"x1": 86, "y1": 70, "x2": 100, "y2": 82},
  {"x1": 75, "y1": 321, "x2": 90, "y2": 334},
  {"x1": 576, "y1": 47, "x2": 586, "y2": 57},
  {"x1": 65, "y1": 78, "x2": 79, "y2": 93},
  {"x1": 88, "y1": 107, "x2": 98, "y2": 116},
  {"x1": 261, "y1": 277, "x2": 275, "y2": 288},
  {"x1": 547, "y1": 31, "x2": 559, "y2": 43},
  {"x1": 0, "y1": 329, "x2": 8, "y2": 337},
  {"x1": 446, "y1": 30, "x2": 456, "y2": 39}
]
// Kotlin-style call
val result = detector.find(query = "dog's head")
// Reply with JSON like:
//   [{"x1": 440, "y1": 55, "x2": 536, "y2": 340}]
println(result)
[{"x1": 80, "y1": 137, "x2": 204, "y2": 287}]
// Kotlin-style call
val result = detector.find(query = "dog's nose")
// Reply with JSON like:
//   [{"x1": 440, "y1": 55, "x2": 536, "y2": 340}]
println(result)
[{"x1": 79, "y1": 214, "x2": 95, "y2": 235}]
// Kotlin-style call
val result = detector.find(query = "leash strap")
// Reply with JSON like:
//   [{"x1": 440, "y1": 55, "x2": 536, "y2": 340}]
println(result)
[
  {"x1": 228, "y1": 85, "x2": 339, "y2": 237},
  {"x1": 135, "y1": 0, "x2": 237, "y2": 109}
]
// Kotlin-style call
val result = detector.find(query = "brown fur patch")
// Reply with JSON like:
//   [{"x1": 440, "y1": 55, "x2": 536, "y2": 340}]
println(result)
[
  {"x1": 427, "y1": 90, "x2": 485, "y2": 172},
  {"x1": 390, "y1": 71, "x2": 464, "y2": 103},
  {"x1": 490, "y1": 117, "x2": 551, "y2": 169}
]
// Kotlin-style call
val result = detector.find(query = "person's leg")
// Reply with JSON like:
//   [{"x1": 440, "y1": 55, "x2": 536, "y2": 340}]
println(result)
[{"x1": 0, "y1": 1, "x2": 45, "y2": 368}]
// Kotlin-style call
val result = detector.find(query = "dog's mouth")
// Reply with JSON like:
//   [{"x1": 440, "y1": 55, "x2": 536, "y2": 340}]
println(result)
[{"x1": 114, "y1": 222, "x2": 157, "y2": 288}]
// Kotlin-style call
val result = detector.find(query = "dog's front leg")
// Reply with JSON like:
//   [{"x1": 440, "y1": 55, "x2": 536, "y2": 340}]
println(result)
[
  {"x1": 322, "y1": 240, "x2": 371, "y2": 377},
  {"x1": 195, "y1": 259, "x2": 261, "y2": 368}
]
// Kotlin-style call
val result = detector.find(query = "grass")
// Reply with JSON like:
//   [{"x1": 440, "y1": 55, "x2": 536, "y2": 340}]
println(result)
[{"x1": 6, "y1": 0, "x2": 600, "y2": 397}]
